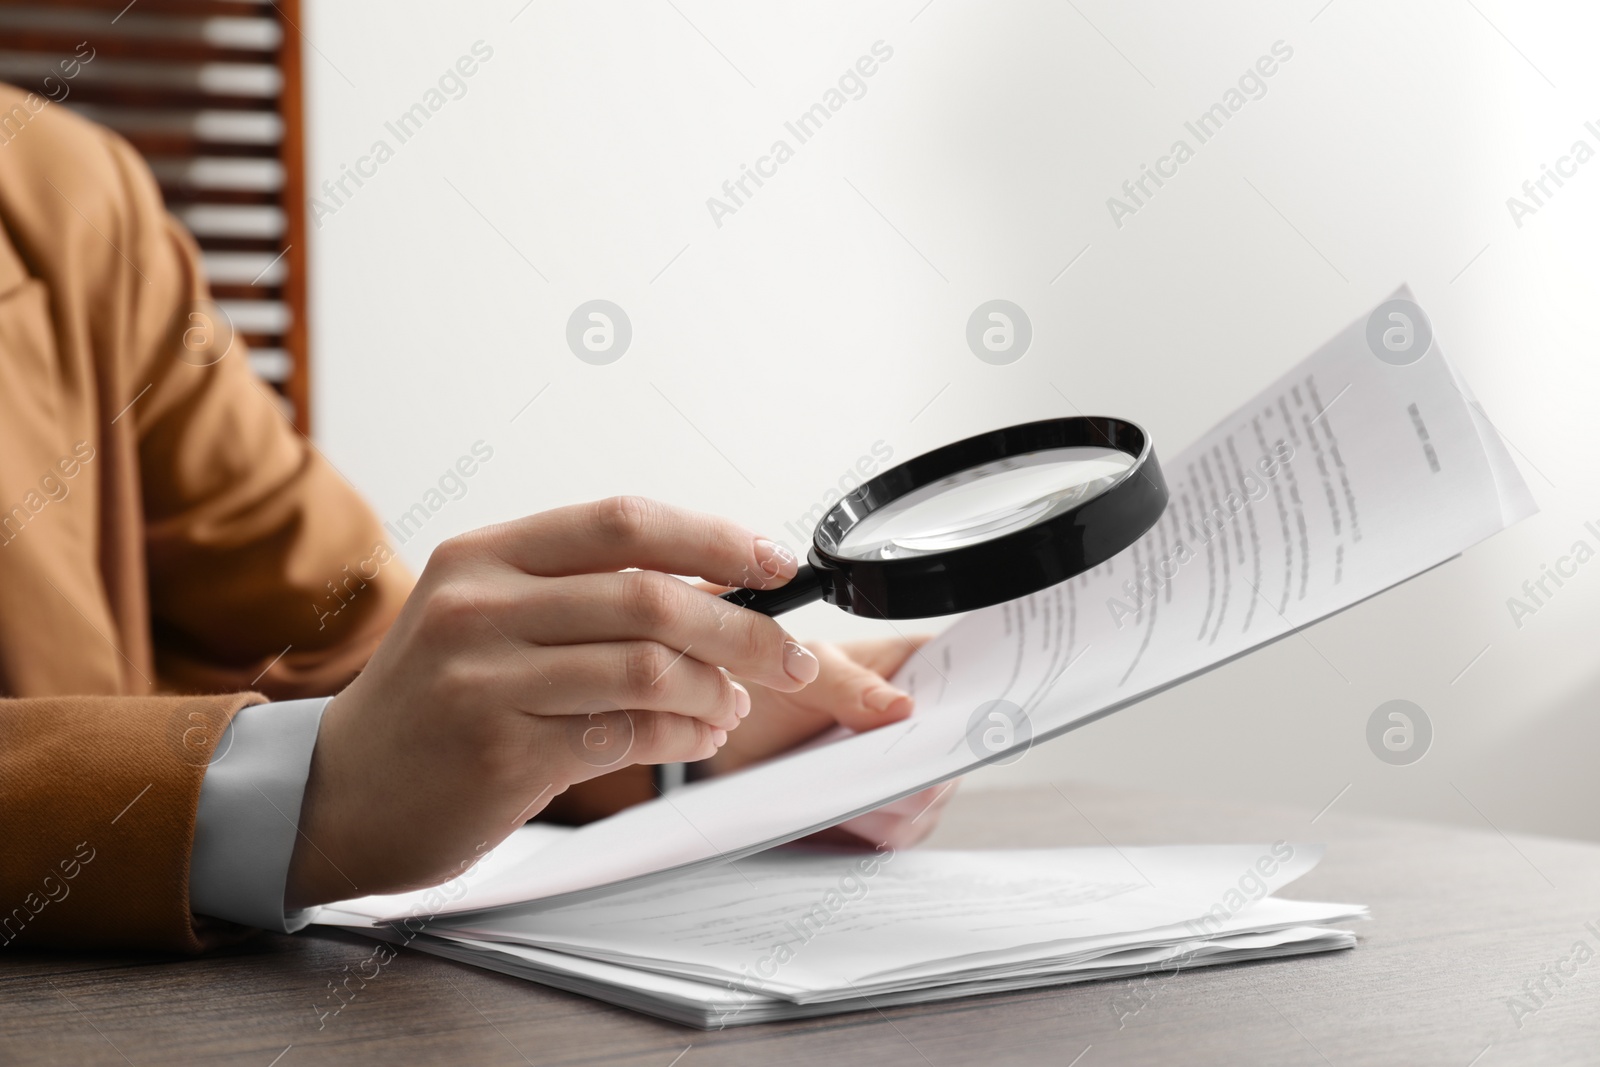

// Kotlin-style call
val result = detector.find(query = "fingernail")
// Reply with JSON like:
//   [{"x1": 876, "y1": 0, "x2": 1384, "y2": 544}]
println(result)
[
  {"x1": 711, "y1": 728, "x2": 729, "y2": 747},
  {"x1": 732, "y1": 680, "x2": 751, "y2": 718},
  {"x1": 864, "y1": 686, "x2": 913, "y2": 717},
  {"x1": 755, "y1": 539, "x2": 800, "y2": 580},
  {"x1": 783, "y1": 640, "x2": 820, "y2": 684}
]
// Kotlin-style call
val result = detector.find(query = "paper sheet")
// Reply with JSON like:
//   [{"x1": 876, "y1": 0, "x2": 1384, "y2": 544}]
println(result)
[
  {"x1": 349, "y1": 286, "x2": 1533, "y2": 917},
  {"x1": 380, "y1": 918, "x2": 1358, "y2": 1028},
  {"x1": 330, "y1": 841, "x2": 1364, "y2": 1026},
  {"x1": 438, "y1": 844, "x2": 1338, "y2": 995}
]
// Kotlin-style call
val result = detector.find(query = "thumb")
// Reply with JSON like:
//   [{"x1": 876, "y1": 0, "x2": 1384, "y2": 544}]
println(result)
[{"x1": 801, "y1": 641, "x2": 915, "y2": 733}]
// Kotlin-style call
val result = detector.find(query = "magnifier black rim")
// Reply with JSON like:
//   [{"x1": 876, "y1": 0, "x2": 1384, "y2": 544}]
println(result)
[{"x1": 808, "y1": 416, "x2": 1167, "y2": 619}]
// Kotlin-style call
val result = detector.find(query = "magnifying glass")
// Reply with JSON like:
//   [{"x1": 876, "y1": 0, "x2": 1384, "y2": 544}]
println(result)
[{"x1": 721, "y1": 416, "x2": 1168, "y2": 619}]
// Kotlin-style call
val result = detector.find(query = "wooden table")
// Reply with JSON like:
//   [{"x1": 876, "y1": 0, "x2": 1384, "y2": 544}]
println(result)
[{"x1": 4, "y1": 782, "x2": 1598, "y2": 1066}]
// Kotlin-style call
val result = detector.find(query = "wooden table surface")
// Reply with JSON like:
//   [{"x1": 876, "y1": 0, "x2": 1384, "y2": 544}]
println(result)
[{"x1": 4, "y1": 781, "x2": 1598, "y2": 1066}]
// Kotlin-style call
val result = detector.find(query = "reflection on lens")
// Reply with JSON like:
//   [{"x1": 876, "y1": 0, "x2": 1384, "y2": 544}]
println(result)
[{"x1": 833, "y1": 447, "x2": 1134, "y2": 561}]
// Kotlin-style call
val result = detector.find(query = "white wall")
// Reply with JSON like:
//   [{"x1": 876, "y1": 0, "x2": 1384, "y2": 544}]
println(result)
[{"x1": 303, "y1": 0, "x2": 1600, "y2": 840}]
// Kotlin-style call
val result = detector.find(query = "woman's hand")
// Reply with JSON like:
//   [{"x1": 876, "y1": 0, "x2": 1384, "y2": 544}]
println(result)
[
  {"x1": 711, "y1": 636, "x2": 961, "y2": 850},
  {"x1": 285, "y1": 497, "x2": 818, "y2": 908}
]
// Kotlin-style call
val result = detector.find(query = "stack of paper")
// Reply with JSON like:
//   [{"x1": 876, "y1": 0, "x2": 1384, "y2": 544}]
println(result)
[
  {"x1": 323, "y1": 832, "x2": 1364, "y2": 1028},
  {"x1": 317, "y1": 288, "x2": 1531, "y2": 1025}
]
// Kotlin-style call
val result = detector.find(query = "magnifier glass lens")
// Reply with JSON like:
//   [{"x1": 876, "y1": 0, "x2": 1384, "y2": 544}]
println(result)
[{"x1": 833, "y1": 446, "x2": 1135, "y2": 561}]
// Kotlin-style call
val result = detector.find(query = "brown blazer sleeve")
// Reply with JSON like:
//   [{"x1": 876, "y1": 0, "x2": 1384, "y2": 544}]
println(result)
[
  {"x1": 0, "y1": 86, "x2": 411, "y2": 950},
  {"x1": 0, "y1": 693, "x2": 263, "y2": 952}
]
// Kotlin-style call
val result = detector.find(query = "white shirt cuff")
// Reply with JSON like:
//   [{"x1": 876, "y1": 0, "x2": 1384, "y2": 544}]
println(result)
[{"x1": 189, "y1": 697, "x2": 329, "y2": 933}]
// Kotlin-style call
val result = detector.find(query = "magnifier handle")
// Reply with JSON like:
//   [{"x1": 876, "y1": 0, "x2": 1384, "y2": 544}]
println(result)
[{"x1": 719, "y1": 563, "x2": 826, "y2": 617}]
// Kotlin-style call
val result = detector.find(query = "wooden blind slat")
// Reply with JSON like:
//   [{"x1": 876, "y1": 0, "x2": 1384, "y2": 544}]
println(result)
[
  {"x1": 0, "y1": 7, "x2": 279, "y2": 47},
  {"x1": 201, "y1": 250, "x2": 288, "y2": 285},
  {"x1": 0, "y1": 0, "x2": 273, "y2": 18},
  {"x1": 0, "y1": 33, "x2": 275, "y2": 65},
  {"x1": 69, "y1": 104, "x2": 282, "y2": 143},
  {"x1": 177, "y1": 203, "x2": 286, "y2": 240},
  {"x1": 0, "y1": 53, "x2": 281, "y2": 96}
]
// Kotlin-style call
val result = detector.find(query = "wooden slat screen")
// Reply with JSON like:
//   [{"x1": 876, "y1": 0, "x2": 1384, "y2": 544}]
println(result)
[{"x1": 0, "y1": 0, "x2": 312, "y2": 432}]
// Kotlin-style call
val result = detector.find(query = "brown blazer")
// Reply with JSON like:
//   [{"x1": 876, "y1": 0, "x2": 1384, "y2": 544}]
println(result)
[{"x1": 0, "y1": 84, "x2": 411, "y2": 952}]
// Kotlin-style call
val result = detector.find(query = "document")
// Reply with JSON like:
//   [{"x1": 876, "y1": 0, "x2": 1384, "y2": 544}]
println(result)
[
  {"x1": 328, "y1": 842, "x2": 1364, "y2": 1028},
  {"x1": 383, "y1": 285, "x2": 1531, "y2": 917},
  {"x1": 390, "y1": 923, "x2": 1357, "y2": 1028},
  {"x1": 440, "y1": 844, "x2": 1354, "y2": 993}
]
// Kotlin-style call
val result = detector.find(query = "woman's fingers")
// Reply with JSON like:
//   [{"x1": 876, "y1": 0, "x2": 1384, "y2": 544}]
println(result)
[
  {"x1": 787, "y1": 641, "x2": 916, "y2": 733},
  {"x1": 552, "y1": 709, "x2": 726, "y2": 782},
  {"x1": 701, "y1": 641, "x2": 916, "y2": 776},
  {"x1": 477, "y1": 496, "x2": 799, "y2": 589},
  {"x1": 498, "y1": 640, "x2": 750, "y2": 731},
  {"x1": 425, "y1": 497, "x2": 821, "y2": 693},
  {"x1": 871, "y1": 782, "x2": 959, "y2": 820},
  {"x1": 833, "y1": 634, "x2": 935, "y2": 679},
  {"x1": 494, "y1": 571, "x2": 816, "y2": 693},
  {"x1": 834, "y1": 782, "x2": 960, "y2": 850},
  {"x1": 629, "y1": 709, "x2": 728, "y2": 765}
]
